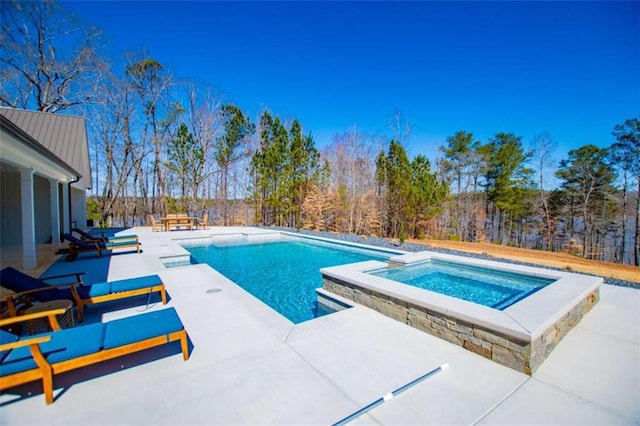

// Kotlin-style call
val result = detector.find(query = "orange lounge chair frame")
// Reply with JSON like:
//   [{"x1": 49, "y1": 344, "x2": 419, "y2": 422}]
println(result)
[
  {"x1": 71, "y1": 228, "x2": 140, "y2": 244},
  {"x1": 0, "y1": 309, "x2": 189, "y2": 404},
  {"x1": 62, "y1": 234, "x2": 141, "y2": 261},
  {"x1": 3, "y1": 272, "x2": 167, "y2": 322}
]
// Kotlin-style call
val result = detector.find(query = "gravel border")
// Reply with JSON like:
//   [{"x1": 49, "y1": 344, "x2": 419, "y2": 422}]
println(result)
[{"x1": 271, "y1": 227, "x2": 638, "y2": 289}]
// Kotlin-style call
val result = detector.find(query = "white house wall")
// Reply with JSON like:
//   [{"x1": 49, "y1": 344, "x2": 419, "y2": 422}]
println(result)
[
  {"x1": 0, "y1": 168, "x2": 60, "y2": 247},
  {"x1": 70, "y1": 185, "x2": 87, "y2": 229}
]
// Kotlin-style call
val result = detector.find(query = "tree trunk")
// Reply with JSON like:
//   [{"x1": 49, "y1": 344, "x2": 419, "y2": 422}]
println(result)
[
  {"x1": 635, "y1": 178, "x2": 640, "y2": 266},
  {"x1": 620, "y1": 173, "x2": 628, "y2": 263}
]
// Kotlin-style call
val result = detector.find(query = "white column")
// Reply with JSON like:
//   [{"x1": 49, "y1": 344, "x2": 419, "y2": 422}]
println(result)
[
  {"x1": 50, "y1": 180, "x2": 61, "y2": 247},
  {"x1": 61, "y1": 183, "x2": 70, "y2": 235},
  {"x1": 20, "y1": 167, "x2": 36, "y2": 270}
]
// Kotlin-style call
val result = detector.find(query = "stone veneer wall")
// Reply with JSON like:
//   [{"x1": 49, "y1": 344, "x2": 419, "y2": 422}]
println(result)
[{"x1": 322, "y1": 275, "x2": 599, "y2": 375}]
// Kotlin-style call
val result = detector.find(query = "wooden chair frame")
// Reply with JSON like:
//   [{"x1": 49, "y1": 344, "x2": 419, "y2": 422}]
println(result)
[
  {"x1": 0, "y1": 309, "x2": 189, "y2": 404},
  {"x1": 2, "y1": 271, "x2": 167, "y2": 322},
  {"x1": 195, "y1": 213, "x2": 209, "y2": 230},
  {"x1": 62, "y1": 234, "x2": 140, "y2": 261},
  {"x1": 71, "y1": 228, "x2": 139, "y2": 244},
  {"x1": 149, "y1": 215, "x2": 163, "y2": 232}
]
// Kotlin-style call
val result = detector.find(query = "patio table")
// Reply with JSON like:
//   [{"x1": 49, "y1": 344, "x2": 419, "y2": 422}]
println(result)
[{"x1": 161, "y1": 216, "x2": 194, "y2": 231}]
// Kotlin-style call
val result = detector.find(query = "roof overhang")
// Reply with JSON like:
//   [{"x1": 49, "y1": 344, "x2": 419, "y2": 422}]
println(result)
[{"x1": 0, "y1": 115, "x2": 81, "y2": 182}]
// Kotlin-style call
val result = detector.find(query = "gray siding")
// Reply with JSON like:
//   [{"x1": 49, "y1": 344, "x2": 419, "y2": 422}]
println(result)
[{"x1": 34, "y1": 174, "x2": 52, "y2": 243}]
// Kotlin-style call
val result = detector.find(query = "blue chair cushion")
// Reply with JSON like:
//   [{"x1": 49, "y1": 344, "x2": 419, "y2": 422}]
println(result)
[
  {"x1": 0, "y1": 267, "x2": 58, "y2": 301},
  {"x1": 105, "y1": 240, "x2": 138, "y2": 249},
  {"x1": 0, "y1": 329, "x2": 19, "y2": 363},
  {"x1": 110, "y1": 275, "x2": 162, "y2": 293},
  {"x1": 54, "y1": 282, "x2": 111, "y2": 300},
  {"x1": 110, "y1": 234, "x2": 138, "y2": 240},
  {"x1": 103, "y1": 308, "x2": 183, "y2": 350},
  {"x1": 26, "y1": 275, "x2": 159, "y2": 301},
  {"x1": 1, "y1": 323, "x2": 105, "y2": 376}
]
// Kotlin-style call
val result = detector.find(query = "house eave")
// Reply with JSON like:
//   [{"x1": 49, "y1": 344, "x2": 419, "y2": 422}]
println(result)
[{"x1": 0, "y1": 115, "x2": 81, "y2": 182}]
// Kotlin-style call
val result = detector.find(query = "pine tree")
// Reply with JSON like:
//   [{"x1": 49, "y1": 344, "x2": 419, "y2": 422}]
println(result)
[
  {"x1": 439, "y1": 131, "x2": 482, "y2": 240},
  {"x1": 288, "y1": 120, "x2": 320, "y2": 228},
  {"x1": 481, "y1": 133, "x2": 534, "y2": 244},
  {"x1": 610, "y1": 117, "x2": 640, "y2": 265},
  {"x1": 215, "y1": 104, "x2": 254, "y2": 225},
  {"x1": 556, "y1": 144, "x2": 616, "y2": 259},
  {"x1": 410, "y1": 155, "x2": 448, "y2": 238},
  {"x1": 165, "y1": 123, "x2": 204, "y2": 212},
  {"x1": 249, "y1": 112, "x2": 322, "y2": 227}
]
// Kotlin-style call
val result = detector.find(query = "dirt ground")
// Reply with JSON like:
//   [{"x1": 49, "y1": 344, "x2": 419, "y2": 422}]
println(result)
[{"x1": 408, "y1": 239, "x2": 640, "y2": 285}]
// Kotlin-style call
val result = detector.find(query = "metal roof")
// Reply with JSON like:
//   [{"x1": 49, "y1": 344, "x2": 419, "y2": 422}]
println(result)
[{"x1": 0, "y1": 107, "x2": 92, "y2": 189}]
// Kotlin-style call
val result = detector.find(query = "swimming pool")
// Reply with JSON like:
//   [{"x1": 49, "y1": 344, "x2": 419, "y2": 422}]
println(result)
[
  {"x1": 370, "y1": 260, "x2": 554, "y2": 310},
  {"x1": 184, "y1": 236, "x2": 392, "y2": 323}
]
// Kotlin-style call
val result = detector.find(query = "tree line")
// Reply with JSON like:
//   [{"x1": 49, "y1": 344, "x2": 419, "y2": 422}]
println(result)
[{"x1": 1, "y1": 1, "x2": 638, "y2": 266}]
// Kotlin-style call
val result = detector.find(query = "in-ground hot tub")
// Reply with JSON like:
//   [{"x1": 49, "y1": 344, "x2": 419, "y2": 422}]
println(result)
[{"x1": 319, "y1": 251, "x2": 601, "y2": 374}]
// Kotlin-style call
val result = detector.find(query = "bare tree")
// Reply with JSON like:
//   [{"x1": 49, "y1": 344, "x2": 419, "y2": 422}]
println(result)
[
  {"x1": 87, "y1": 71, "x2": 147, "y2": 226},
  {"x1": 124, "y1": 51, "x2": 174, "y2": 216},
  {"x1": 532, "y1": 132, "x2": 557, "y2": 250},
  {"x1": 183, "y1": 82, "x2": 223, "y2": 214},
  {"x1": 323, "y1": 126, "x2": 382, "y2": 235},
  {"x1": 0, "y1": 0, "x2": 106, "y2": 112},
  {"x1": 387, "y1": 108, "x2": 414, "y2": 148}
]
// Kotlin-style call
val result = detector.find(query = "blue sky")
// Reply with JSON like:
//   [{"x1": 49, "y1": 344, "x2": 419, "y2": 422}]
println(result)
[{"x1": 62, "y1": 1, "x2": 638, "y2": 161}]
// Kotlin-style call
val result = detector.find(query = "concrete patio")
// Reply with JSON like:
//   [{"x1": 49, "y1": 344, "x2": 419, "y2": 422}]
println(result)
[{"x1": 1, "y1": 226, "x2": 638, "y2": 425}]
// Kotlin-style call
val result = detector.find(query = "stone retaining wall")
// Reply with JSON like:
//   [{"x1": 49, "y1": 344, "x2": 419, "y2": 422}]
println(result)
[{"x1": 322, "y1": 275, "x2": 599, "y2": 374}]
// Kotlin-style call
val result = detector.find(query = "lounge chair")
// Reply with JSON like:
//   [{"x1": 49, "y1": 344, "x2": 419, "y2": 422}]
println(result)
[
  {"x1": 0, "y1": 267, "x2": 167, "y2": 322},
  {"x1": 62, "y1": 233, "x2": 140, "y2": 261},
  {"x1": 0, "y1": 307, "x2": 189, "y2": 404},
  {"x1": 59, "y1": 233, "x2": 102, "y2": 260},
  {"x1": 71, "y1": 228, "x2": 139, "y2": 244}
]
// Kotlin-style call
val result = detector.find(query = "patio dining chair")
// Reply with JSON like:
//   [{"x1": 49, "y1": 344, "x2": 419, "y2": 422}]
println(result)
[
  {"x1": 0, "y1": 267, "x2": 167, "y2": 322},
  {"x1": 0, "y1": 307, "x2": 189, "y2": 404},
  {"x1": 195, "y1": 213, "x2": 209, "y2": 230},
  {"x1": 149, "y1": 215, "x2": 163, "y2": 232}
]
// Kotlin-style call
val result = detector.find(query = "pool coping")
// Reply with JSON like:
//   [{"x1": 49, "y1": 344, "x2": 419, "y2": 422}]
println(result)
[
  {"x1": 320, "y1": 251, "x2": 602, "y2": 374},
  {"x1": 171, "y1": 230, "x2": 600, "y2": 343}
]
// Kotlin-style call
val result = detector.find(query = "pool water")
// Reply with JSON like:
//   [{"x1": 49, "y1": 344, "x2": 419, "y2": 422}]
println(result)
[
  {"x1": 370, "y1": 260, "x2": 555, "y2": 309},
  {"x1": 186, "y1": 238, "x2": 390, "y2": 323}
]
